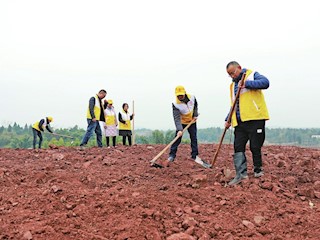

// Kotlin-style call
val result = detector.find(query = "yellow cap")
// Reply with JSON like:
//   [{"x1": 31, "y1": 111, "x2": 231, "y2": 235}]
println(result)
[
  {"x1": 107, "y1": 99, "x2": 113, "y2": 104},
  {"x1": 47, "y1": 116, "x2": 53, "y2": 122},
  {"x1": 175, "y1": 85, "x2": 186, "y2": 96}
]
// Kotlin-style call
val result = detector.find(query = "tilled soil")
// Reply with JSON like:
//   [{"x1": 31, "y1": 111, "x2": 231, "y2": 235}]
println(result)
[{"x1": 0, "y1": 144, "x2": 320, "y2": 240}]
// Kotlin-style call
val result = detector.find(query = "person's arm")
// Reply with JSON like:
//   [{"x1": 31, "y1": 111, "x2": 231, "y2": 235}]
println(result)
[
  {"x1": 130, "y1": 114, "x2": 134, "y2": 120},
  {"x1": 245, "y1": 72, "x2": 269, "y2": 89},
  {"x1": 224, "y1": 107, "x2": 233, "y2": 128},
  {"x1": 46, "y1": 125, "x2": 53, "y2": 133},
  {"x1": 38, "y1": 119, "x2": 45, "y2": 131},
  {"x1": 192, "y1": 98, "x2": 199, "y2": 118},
  {"x1": 118, "y1": 112, "x2": 126, "y2": 124},
  {"x1": 89, "y1": 97, "x2": 96, "y2": 119},
  {"x1": 172, "y1": 104, "x2": 183, "y2": 131}
]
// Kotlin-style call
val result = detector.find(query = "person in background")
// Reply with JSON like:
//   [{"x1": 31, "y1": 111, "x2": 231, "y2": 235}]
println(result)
[
  {"x1": 225, "y1": 61, "x2": 270, "y2": 186},
  {"x1": 118, "y1": 103, "x2": 134, "y2": 146},
  {"x1": 32, "y1": 116, "x2": 55, "y2": 149},
  {"x1": 80, "y1": 89, "x2": 107, "y2": 148},
  {"x1": 100, "y1": 99, "x2": 118, "y2": 147}
]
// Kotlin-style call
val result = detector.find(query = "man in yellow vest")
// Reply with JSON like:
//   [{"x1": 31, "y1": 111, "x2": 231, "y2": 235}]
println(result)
[
  {"x1": 164, "y1": 86, "x2": 211, "y2": 168},
  {"x1": 80, "y1": 89, "x2": 107, "y2": 148},
  {"x1": 225, "y1": 61, "x2": 270, "y2": 185},
  {"x1": 32, "y1": 116, "x2": 54, "y2": 149}
]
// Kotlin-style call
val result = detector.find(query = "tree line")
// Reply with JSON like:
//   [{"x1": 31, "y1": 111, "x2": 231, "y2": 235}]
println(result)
[{"x1": 0, "y1": 123, "x2": 319, "y2": 148}]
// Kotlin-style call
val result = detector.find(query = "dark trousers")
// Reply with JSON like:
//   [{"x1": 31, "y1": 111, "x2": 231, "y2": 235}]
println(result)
[
  {"x1": 234, "y1": 120, "x2": 265, "y2": 172},
  {"x1": 106, "y1": 136, "x2": 116, "y2": 147},
  {"x1": 169, "y1": 122, "x2": 198, "y2": 159},
  {"x1": 122, "y1": 136, "x2": 132, "y2": 146},
  {"x1": 32, "y1": 128, "x2": 43, "y2": 149},
  {"x1": 80, "y1": 119, "x2": 102, "y2": 147}
]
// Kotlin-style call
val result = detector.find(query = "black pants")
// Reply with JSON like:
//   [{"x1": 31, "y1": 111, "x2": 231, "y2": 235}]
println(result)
[
  {"x1": 106, "y1": 136, "x2": 116, "y2": 147},
  {"x1": 32, "y1": 128, "x2": 43, "y2": 149},
  {"x1": 169, "y1": 122, "x2": 198, "y2": 159},
  {"x1": 122, "y1": 136, "x2": 132, "y2": 146},
  {"x1": 234, "y1": 120, "x2": 265, "y2": 172}
]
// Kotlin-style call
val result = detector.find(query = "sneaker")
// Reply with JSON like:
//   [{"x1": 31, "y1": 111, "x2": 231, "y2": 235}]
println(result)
[
  {"x1": 79, "y1": 145, "x2": 86, "y2": 151},
  {"x1": 194, "y1": 156, "x2": 212, "y2": 169},
  {"x1": 254, "y1": 171, "x2": 264, "y2": 178},
  {"x1": 168, "y1": 156, "x2": 175, "y2": 162}
]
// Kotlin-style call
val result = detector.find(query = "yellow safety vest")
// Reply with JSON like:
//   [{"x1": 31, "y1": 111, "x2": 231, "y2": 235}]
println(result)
[
  {"x1": 105, "y1": 107, "x2": 117, "y2": 126},
  {"x1": 119, "y1": 110, "x2": 132, "y2": 130},
  {"x1": 86, "y1": 95, "x2": 102, "y2": 120},
  {"x1": 32, "y1": 118, "x2": 48, "y2": 132},
  {"x1": 230, "y1": 69, "x2": 270, "y2": 127},
  {"x1": 173, "y1": 94, "x2": 195, "y2": 124}
]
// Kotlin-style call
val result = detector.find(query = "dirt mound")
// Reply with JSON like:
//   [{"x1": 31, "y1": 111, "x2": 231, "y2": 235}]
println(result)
[{"x1": 0, "y1": 144, "x2": 319, "y2": 239}]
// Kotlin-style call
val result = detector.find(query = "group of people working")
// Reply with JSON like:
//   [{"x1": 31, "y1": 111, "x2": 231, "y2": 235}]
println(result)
[
  {"x1": 32, "y1": 92, "x2": 134, "y2": 149},
  {"x1": 32, "y1": 61, "x2": 270, "y2": 186},
  {"x1": 79, "y1": 90, "x2": 134, "y2": 148},
  {"x1": 160, "y1": 60, "x2": 269, "y2": 186}
]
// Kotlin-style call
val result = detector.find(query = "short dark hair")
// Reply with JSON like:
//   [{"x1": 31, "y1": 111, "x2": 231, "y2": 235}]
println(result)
[
  {"x1": 99, "y1": 89, "x2": 107, "y2": 94},
  {"x1": 122, "y1": 103, "x2": 128, "y2": 109},
  {"x1": 226, "y1": 61, "x2": 240, "y2": 69}
]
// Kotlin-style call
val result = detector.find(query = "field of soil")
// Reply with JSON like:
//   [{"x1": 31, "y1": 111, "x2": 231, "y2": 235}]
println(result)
[{"x1": 0, "y1": 144, "x2": 320, "y2": 240}]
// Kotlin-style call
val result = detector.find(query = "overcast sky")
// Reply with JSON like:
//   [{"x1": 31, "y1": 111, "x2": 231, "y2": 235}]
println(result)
[{"x1": 1, "y1": 0, "x2": 319, "y2": 130}]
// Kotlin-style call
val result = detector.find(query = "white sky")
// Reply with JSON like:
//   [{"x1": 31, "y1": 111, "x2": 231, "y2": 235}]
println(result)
[{"x1": 0, "y1": 0, "x2": 319, "y2": 130}]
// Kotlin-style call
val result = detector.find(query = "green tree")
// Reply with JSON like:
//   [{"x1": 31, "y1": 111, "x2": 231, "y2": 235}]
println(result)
[
  {"x1": 1, "y1": 124, "x2": 320, "y2": 148},
  {"x1": 58, "y1": 137, "x2": 65, "y2": 146},
  {"x1": 136, "y1": 135, "x2": 150, "y2": 144},
  {"x1": 152, "y1": 130, "x2": 164, "y2": 144},
  {"x1": 164, "y1": 130, "x2": 175, "y2": 144}
]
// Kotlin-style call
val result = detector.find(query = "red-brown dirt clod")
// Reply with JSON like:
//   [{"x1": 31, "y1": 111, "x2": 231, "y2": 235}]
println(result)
[{"x1": 0, "y1": 144, "x2": 319, "y2": 239}]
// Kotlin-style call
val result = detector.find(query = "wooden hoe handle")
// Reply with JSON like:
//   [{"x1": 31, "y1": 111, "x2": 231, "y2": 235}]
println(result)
[
  {"x1": 52, "y1": 133, "x2": 74, "y2": 139},
  {"x1": 211, "y1": 73, "x2": 246, "y2": 166},
  {"x1": 150, "y1": 119, "x2": 196, "y2": 165}
]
